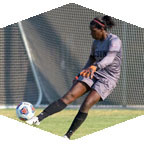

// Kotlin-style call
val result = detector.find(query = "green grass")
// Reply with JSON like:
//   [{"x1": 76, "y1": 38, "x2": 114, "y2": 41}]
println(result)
[{"x1": 0, "y1": 109, "x2": 144, "y2": 139}]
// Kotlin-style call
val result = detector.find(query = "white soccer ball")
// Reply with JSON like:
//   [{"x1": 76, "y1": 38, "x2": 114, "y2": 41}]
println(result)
[{"x1": 16, "y1": 102, "x2": 35, "y2": 121}]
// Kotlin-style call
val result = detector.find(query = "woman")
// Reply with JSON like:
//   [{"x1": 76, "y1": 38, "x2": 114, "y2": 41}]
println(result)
[{"x1": 26, "y1": 15, "x2": 122, "y2": 139}]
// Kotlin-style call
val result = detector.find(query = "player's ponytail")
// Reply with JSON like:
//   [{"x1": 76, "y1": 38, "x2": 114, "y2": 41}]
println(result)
[{"x1": 102, "y1": 15, "x2": 115, "y2": 29}]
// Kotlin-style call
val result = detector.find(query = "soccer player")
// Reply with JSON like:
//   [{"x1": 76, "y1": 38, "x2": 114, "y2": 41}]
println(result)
[{"x1": 26, "y1": 15, "x2": 122, "y2": 139}]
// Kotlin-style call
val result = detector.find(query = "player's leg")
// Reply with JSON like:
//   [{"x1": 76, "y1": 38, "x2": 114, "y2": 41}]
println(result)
[
  {"x1": 65, "y1": 75, "x2": 117, "y2": 139},
  {"x1": 26, "y1": 81, "x2": 90, "y2": 125},
  {"x1": 61, "y1": 81, "x2": 90, "y2": 105},
  {"x1": 65, "y1": 90, "x2": 101, "y2": 139},
  {"x1": 37, "y1": 81, "x2": 90, "y2": 121},
  {"x1": 79, "y1": 90, "x2": 101, "y2": 113}
]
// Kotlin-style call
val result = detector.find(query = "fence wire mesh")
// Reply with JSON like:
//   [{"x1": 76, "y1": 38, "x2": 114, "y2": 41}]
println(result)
[{"x1": 0, "y1": 4, "x2": 143, "y2": 107}]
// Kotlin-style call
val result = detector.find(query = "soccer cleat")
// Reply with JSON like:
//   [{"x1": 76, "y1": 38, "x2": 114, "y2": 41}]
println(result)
[{"x1": 26, "y1": 116, "x2": 40, "y2": 126}]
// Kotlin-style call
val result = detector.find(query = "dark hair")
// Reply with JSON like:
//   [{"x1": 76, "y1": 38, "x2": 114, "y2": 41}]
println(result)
[{"x1": 90, "y1": 15, "x2": 115, "y2": 30}]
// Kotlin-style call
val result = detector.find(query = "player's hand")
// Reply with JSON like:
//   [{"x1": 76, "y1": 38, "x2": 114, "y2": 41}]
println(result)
[{"x1": 80, "y1": 65, "x2": 97, "y2": 79}]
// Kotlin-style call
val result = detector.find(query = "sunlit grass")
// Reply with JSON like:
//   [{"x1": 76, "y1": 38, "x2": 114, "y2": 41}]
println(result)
[{"x1": 0, "y1": 108, "x2": 144, "y2": 139}]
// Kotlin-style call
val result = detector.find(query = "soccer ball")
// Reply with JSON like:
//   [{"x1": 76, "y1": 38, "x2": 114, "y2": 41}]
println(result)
[{"x1": 16, "y1": 102, "x2": 35, "y2": 121}]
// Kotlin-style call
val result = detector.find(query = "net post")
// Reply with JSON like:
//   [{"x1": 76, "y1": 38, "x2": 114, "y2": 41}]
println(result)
[{"x1": 18, "y1": 21, "x2": 42, "y2": 107}]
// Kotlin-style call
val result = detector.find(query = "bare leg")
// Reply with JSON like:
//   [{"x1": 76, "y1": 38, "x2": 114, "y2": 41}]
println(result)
[
  {"x1": 61, "y1": 81, "x2": 90, "y2": 104},
  {"x1": 37, "y1": 81, "x2": 90, "y2": 122},
  {"x1": 80, "y1": 90, "x2": 101, "y2": 113}
]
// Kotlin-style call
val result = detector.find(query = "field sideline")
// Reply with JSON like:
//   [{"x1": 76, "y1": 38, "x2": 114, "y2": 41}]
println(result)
[{"x1": 0, "y1": 108, "x2": 144, "y2": 139}]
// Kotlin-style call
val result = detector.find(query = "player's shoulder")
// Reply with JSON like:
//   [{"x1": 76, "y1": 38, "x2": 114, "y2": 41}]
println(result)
[
  {"x1": 108, "y1": 33, "x2": 122, "y2": 45},
  {"x1": 108, "y1": 33, "x2": 121, "y2": 41}
]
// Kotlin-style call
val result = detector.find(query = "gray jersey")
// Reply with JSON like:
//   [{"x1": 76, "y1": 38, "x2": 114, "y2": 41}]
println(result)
[{"x1": 83, "y1": 33, "x2": 122, "y2": 80}]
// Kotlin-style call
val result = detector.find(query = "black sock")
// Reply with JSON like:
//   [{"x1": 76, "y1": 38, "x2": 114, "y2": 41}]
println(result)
[
  {"x1": 65, "y1": 111, "x2": 88, "y2": 139},
  {"x1": 37, "y1": 99, "x2": 67, "y2": 122}
]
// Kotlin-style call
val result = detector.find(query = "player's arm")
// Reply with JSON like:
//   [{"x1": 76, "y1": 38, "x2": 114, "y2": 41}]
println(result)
[
  {"x1": 73, "y1": 55, "x2": 96, "y2": 83},
  {"x1": 73, "y1": 55, "x2": 95, "y2": 83},
  {"x1": 80, "y1": 38, "x2": 121, "y2": 79},
  {"x1": 74, "y1": 41, "x2": 96, "y2": 81},
  {"x1": 82, "y1": 40, "x2": 96, "y2": 70},
  {"x1": 80, "y1": 41, "x2": 97, "y2": 79},
  {"x1": 82, "y1": 55, "x2": 96, "y2": 70},
  {"x1": 93, "y1": 38, "x2": 121, "y2": 69}
]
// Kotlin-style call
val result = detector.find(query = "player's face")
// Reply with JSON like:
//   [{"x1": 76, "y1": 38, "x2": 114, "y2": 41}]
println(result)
[{"x1": 90, "y1": 26, "x2": 103, "y2": 40}]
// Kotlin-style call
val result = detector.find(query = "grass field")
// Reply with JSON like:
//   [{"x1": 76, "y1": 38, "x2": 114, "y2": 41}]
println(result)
[{"x1": 0, "y1": 108, "x2": 144, "y2": 139}]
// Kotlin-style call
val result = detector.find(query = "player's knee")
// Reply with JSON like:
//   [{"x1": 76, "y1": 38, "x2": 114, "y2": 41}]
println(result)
[
  {"x1": 62, "y1": 92, "x2": 76, "y2": 104},
  {"x1": 80, "y1": 101, "x2": 93, "y2": 112}
]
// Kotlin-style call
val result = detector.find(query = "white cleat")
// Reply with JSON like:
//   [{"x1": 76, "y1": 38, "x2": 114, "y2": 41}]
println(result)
[{"x1": 26, "y1": 117, "x2": 40, "y2": 126}]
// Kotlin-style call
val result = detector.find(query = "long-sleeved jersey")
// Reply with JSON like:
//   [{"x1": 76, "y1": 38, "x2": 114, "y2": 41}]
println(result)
[{"x1": 83, "y1": 33, "x2": 122, "y2": 80}]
